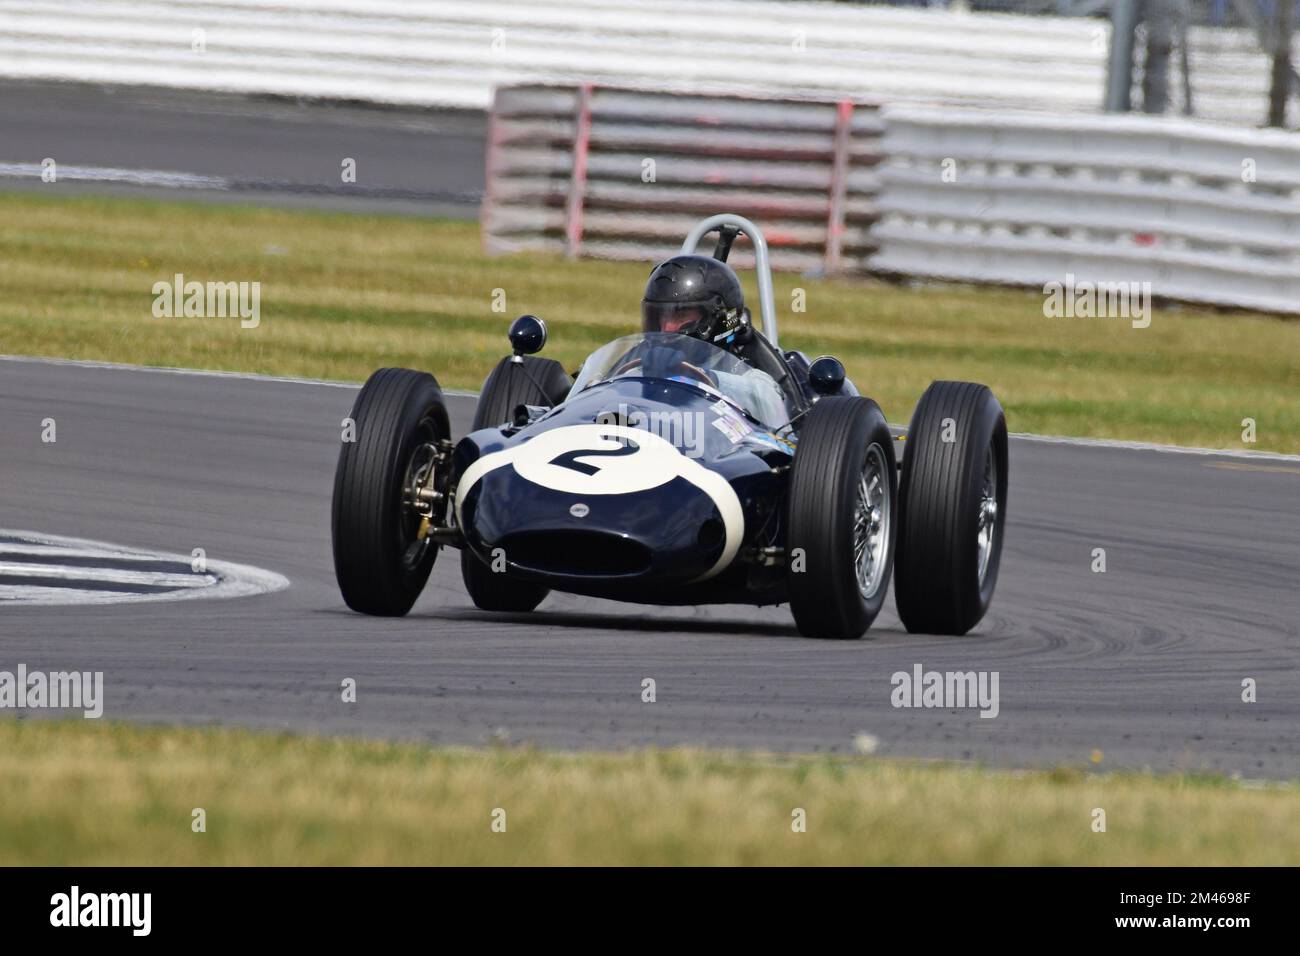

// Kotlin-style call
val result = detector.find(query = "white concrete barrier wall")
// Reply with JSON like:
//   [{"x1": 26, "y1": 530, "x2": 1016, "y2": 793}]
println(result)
[
  {"x1": 0, "y1": 0, "x2": 1283, "y2": 126},
  {"x1": 873, "y1": 106, "x2": 1300, "y2": 314}
]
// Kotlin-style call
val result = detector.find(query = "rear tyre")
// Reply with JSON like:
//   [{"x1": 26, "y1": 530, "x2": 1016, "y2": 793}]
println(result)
[
  {"x1": 460, "y1": 356, "x2": 570, "y2": 613},
  {"x1": 785, "y1": 396, "x2": 897, "y2": 639},
  {"x1": 894, "y1": 380, "x2": 1008, "y2": 636},
  {"x1": 332, "y1": 368, "x2": 450, "y2": 616}
]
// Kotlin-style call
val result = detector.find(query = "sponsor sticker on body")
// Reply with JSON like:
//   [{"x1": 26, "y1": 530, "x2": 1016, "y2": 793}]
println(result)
[{"x1": 709, "y1": 399, "x2": 753, "y2": 443}]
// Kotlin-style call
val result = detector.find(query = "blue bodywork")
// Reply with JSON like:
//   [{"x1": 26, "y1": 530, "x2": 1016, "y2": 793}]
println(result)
[{"x1": 453, "y1": 375, "x2": 797, "y2": 607}]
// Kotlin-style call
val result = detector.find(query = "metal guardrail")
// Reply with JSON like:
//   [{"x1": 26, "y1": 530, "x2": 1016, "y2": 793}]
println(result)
[
  {"x1": 0, "y1": 0, "x2": 1282, "y2": 125},
  {"x1": 481, "y1": 85, "x2": 884, "y2": 274},
  {"x1": 872, "y1": 106, "x2": 1300, "y2": 314},
  {"x1": 485, "y1": 88, "x2": 1300, "y2": 315},
  {"x1": 6, "y1": 1, "x2": 1293, "y2": 312}
]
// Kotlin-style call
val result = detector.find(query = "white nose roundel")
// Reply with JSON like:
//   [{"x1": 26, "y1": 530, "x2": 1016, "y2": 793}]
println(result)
[{"x1": 510, "y1": 424, "x2": 683, "y2": 495}]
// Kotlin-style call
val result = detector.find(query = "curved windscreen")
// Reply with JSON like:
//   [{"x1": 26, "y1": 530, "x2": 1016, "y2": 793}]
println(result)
[{"x1": 569, "y1": 332, "x2": 790, "y2": 429}]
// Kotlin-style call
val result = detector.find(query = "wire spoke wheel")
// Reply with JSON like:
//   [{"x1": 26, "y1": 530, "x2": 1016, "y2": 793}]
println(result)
[
  {"x1": 976, "y1": 444, "x2": 999, "y2": 588},
  {"x1": 398, "y1": 431, "x2": 439, "y2": 572},
  {"x1": 853, "y1": 443, "x2": 891, "y2": 599}
]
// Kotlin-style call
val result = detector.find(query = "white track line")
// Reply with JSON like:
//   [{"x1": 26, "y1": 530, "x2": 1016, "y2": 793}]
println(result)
[
  {"x1": 0, "y1": 353, "x2": 362, "y2": 390},
  {"x1": 0, "y1": 585, "x2": 147, "y2": 605},
  {"x1": 0, "y1": 162, "x2": 229, "y2": 190},
  {"x1": 0, "y1": 562, "x2": 216, "y2": 589},
  {"x1": 0, "y1": 542, "x2": 205, "y2": 561},
  {"x1": 0, "y1": 354, "x2": 477, "y2": 396},
  {"x1": 1, "y1": 353, "x2": 1294, "y2": 461},
  {"x1": 1008, "y1": 432, "x2": 1300, "y2": 463},
  {"x1": 0, "y1": 530, "x2": 289, "y2": 607}
]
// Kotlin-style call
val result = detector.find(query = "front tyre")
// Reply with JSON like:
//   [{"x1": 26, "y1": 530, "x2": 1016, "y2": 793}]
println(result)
[
  {"x1": 461, "y1": 551, "x2": 548, "y2": 613},
  {"x1": 786, "y1": 396, "x2": 897, "y2": 639},
  {"x1": 459, "y1": 355, "x2": 568, "y2": 612},
  {"x1": 332, "y1": 368, "x2": 451, "y2": 616},
  {"x1": 894, "y1": 380, "x2": 1008, "y2": 636}
]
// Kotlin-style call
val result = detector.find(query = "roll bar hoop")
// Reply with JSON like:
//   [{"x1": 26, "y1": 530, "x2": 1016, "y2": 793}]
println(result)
[{"x1": 680, "y1": 213, "x2": 778, "y2": 349}]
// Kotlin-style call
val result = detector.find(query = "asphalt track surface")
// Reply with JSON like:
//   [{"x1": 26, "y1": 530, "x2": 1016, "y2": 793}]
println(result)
[
  {"x1": 0, "y1": 81, "x2": 485, "y2": 217},
  {"x1": 2, "y1": 82, "x2": 1297, "y2": 775},
  {"x1": 2, "y1": 357, "x2": 1298, "y2": 776}
]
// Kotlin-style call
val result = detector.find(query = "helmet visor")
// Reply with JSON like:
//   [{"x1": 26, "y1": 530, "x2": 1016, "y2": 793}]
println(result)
[{"x1": 641, "y1": 301, "x2": 710, "y2": 335}]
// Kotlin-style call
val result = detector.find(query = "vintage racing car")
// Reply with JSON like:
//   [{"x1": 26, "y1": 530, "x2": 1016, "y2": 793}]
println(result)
[{"x1": 331, "y1": 214, "x2": 1008, "y2": 638}]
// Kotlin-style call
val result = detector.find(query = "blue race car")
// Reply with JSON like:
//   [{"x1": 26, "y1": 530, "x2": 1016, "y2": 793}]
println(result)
[{"x1": 331, "y1": 214, "x2": 1007, "y2": 638}]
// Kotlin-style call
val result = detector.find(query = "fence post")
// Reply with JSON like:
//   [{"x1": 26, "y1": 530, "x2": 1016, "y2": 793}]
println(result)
[
  {"x1": 824, "y1": 98, "x2": 854, "y2": 274},
  {"x1": 1267, "y1": 0, "x2": 1294, "y2": 127},
  {"x1": 564, "y1": 83, "x2": 593, "y2": 259},
  {"x1": 1105, "y1": 0, "x2": 1139, "y2": 112},
  {"x1": 481, "y1": 88, "x2": 503, "y2": 255}
]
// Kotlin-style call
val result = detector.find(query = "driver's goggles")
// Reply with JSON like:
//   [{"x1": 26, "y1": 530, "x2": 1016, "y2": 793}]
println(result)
[{"x1": 642, "y1": 301, "x2": 709, "y2": 334}]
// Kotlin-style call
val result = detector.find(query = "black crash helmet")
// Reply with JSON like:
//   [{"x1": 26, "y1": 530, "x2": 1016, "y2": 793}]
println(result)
[{"x1": 641, "y1": 254, "x2": 746, "y2": 344}]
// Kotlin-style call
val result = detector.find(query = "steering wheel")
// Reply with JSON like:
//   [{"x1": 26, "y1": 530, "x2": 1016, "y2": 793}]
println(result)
[
  {"x1": 673, "y1": 361, "x2": 718, "y2": 389},
  {"x1": 611, "y1": 357, "x2": 716, "y2": 389}
]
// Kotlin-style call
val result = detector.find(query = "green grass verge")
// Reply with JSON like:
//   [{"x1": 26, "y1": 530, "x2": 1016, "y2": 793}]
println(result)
[
  {"x1": 1, "y1": 192, "x2": 1297, "y2": 452},
  {"x1": 1, "y1": 720, "x2": 1297, "y2": 865}
]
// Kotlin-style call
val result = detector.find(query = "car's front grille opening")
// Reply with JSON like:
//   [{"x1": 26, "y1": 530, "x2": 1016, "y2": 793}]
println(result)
[{"x1": 501, "y1": 531, "x2": 652, "y2": 577}]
